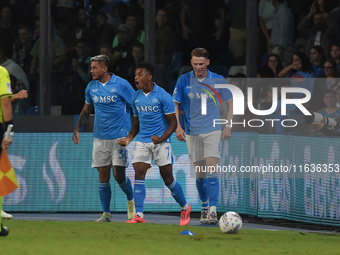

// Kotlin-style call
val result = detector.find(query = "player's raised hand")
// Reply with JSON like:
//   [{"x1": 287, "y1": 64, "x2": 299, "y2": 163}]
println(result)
[
  {"x1": 72, "y1": 130, "x2": 80, "y2": 144},
  {"x1": 176, "y1": 126, "x2": 186, "y2": 141}
]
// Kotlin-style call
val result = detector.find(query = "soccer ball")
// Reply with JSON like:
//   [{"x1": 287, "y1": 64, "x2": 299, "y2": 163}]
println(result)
[{"x1": 219, "y1": 211, "x2": 242, "y2": 234}]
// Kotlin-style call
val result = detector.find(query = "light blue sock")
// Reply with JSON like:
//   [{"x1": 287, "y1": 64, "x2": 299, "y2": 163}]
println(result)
[
  {"x1": 196, "y1": 178, "x2": 208, "y2": 207},
  {"x1": 99, "y1": 182, "x2": 111, "y2": 212},
  {"x1": 207, "y1": 173, "x2": 219, "y2": 207},
  {"x1": 167, "y1": 180, "x2": 187, "y2": 207},
  {"x1": 119, "y1": 177, "x2": 134, "y2": 201},
  {"x1": 134, "y1": 180, "x2": 145, "y2": 214}
]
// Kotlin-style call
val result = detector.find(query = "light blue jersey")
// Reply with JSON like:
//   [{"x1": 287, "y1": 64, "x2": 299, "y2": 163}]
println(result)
[
  {"x1": 85, "y1": 73, "x2": 135, "y2": 139},
  {"x1": 287, "y1": 71, "x2": 316, "y2": 97},
  {"x1": 131, "y1": 84, "x2": 175, "y2": 143},
  {"x1": 317, "y1": 108, "x2": 340, "y2": 117},
  {"x1": 172, "y1": 70, "x2": 232, "y2": 135}
]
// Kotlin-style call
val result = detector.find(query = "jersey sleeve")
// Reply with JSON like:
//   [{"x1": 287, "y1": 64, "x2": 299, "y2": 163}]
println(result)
[
  {"x1": 119, "y1": 80, "x2": 135, "y2": 106},
  {"x1": 221, "y1": 86, "x2": 233, "y2": 102},
  {"x1": 215, "y1": 77, "x2": 233, "y2": 102},
  {"x1": 0, "y1": 67, "x2": 12, "y2": 98},
  {"x1": 172, "y1": 76, "x2": 184, "y2": 104},
  {"x1": 84, "y1": 83, "x2": 92, "y2": 104},
  {"x1": 131, "y1": 93, "x2": 138, "y2": 116},
  {"x1": 162, "y1": 90, "x2": 175, "y2": 115}
]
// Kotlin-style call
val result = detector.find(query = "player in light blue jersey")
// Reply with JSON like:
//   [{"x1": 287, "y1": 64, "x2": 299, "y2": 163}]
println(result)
[
  {"x1": 118, "y1": 62, "x2": 191, "y2": 225},
  {"x1": 73, "y1": 55, "x2": 135, "y2": 222},
  {"x1": 173, "y1": 48, "x2": 233, "y2": 224}
]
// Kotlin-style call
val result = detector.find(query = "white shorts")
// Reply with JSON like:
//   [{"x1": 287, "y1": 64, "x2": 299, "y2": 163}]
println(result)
[
  {"x1": 186, "y1": 130, "x2": 221, "y2": 163},
  {"x1": 132, "y1": 141, "x2": 173, "y2": 166},
  {"x1": 92, "y1": 137, "x2": 128, "y2": 168}
]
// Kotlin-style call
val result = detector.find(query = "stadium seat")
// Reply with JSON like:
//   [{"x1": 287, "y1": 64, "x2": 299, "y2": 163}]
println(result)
[{"x1": 227, "y1": 65, "x2": 247, "y2": 77}]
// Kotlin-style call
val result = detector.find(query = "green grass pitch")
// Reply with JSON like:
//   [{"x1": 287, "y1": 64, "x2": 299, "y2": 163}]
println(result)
[{"x1": 1, "y1": 220, "x2": 340, "y2": 255}]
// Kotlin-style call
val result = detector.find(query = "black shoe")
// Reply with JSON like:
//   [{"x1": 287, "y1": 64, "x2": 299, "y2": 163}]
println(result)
[{"x1": 0, "y1": 223, "x2": 9, "y2": 236}]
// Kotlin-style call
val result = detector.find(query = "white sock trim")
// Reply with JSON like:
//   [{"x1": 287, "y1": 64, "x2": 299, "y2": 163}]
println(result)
[
  {"x1": 136, "y1": 212, "x2": 144, "y2": 218},
  {"x1": 210, "y1": 206, "x2": 217, "y2": 213},
  {"x1": 181, "y1": 204, "x2": 189, "y2": 211}
]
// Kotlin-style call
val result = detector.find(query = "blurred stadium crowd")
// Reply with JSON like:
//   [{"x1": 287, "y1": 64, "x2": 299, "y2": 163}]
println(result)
[{"x1": 0, "y1": 0, "x2": 339, "y2": 119}]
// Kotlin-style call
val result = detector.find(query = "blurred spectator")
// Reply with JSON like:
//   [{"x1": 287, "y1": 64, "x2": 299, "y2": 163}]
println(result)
[
  {"x1": 0, "y1": 0, "x2": 36, "y2": 24},
  {"x1": 105, "y1": 2, "x2": 129, "y2": 30},
  {"x1": 131, "y1": 41, "x2": 144, "y2": 64},
  {"x1": 317, "y1": 89, "x2": 340, "y2": 117},
  {"x1": 30, "y1": 18, "x2": 67, "y2": 106},
  {"x1": 68, "y1": 38, "x2": 92, "y2": 84},
  {"x1": 127, "y1": 41, "x2": 144, "y2": 89},
  {"x1": 55, "y1": 0, "x2": 76, "y2": 27},
  {"x1": 73, "y1": 7, "x2": 90, "y2": 40},
  {"x1": 70, "y1": 7, "x2": 97, "y2": 54},
  {"x1": 0, "y1": 42, "x2": 30, "y2": 93},
  {"x1": 13, "y1": 23, "x2": 35, "y2": 74},
  {"x1": 228, "y1": 0, "x2": 246, "y2": 65},
  {"x1": 322, "y1": 59, "x2": 339, "y2": 90},
  {"x1": 0, "y1": 5, "x2": 17, "y2": 56},
  {"x1": 258, "y1": 0, "x2": 275, "y2": 60},
  {"x1": 309, "y1": 59, "x2": 338, "y2": 111},
  {"x1": 94, "y1": 12, "x2": 115, "y2": 53},
  {"x1": 330, "y1": 43, "x2": 340, "y2": 75},
  {"x1": 310, "y1": 45, "x2": 326, "y2": 76},
  {"x1": 298, "y1": 6, "x2": 335, "y2": 59},
  {"x1": 256, "y1": 54, "x2": 283, "y2": 102},
  {"x1": 180, "y1": 0, "x2": 226, "y2": 65},
  {"x1": 329, "y1": 0, "x2": 340, "y2": 44},
  {"x1": 112, "y1": 12, "x2": 144, "y2": 48},
  {"x1": 99, "y1": 44, "x2": 114, "y2": 72},
  {"x1": 9, "y1": 74, "x2": 29, "y2": 115},
  {"x1": 32, "y1": 18, "x2": 40, "y2": 41},
  {"x1": 257, "y1": 53, "x2": 283, "y2": 78},
  {"x1": 111, "y1": 24, "x2": 134, "y2": 80},
  {"x1": 258, "y1": 85, "x2": 274, "y2": 110},
  {"x1": 270, "y1": 0, "x2": 295, "y2": 67},
  {"x1": 153, "y1": 8, "x2": 176, "y2": 93},
  {"x1": 278, "y1": 51, "x2": 316, "y2": 96}
]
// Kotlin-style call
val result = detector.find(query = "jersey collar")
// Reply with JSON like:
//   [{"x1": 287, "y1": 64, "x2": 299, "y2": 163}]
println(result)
[
  {"x1": 141, "y1": 82, "x2": 158, "y2": 95},
  {"x1": 190, "y1": 70, "x2": 211, "y2": 80}
]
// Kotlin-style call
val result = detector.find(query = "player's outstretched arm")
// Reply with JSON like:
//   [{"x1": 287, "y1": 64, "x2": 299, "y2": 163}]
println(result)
[
  {"x1": 118, "y1": 116, "x2": 140, "y2": 146},
  {"x1": 174, "y1": 102, "x2": 186, "y2": 141},
  {"x1": 151, "y1": 113, "x2": 177, "y2": 144},
  {"x1": 11, "y1": 90, "x2": 28, "y2": 102},
  {"x1": 73, "y1": 103, "x2": 93, "y2": 144}
]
